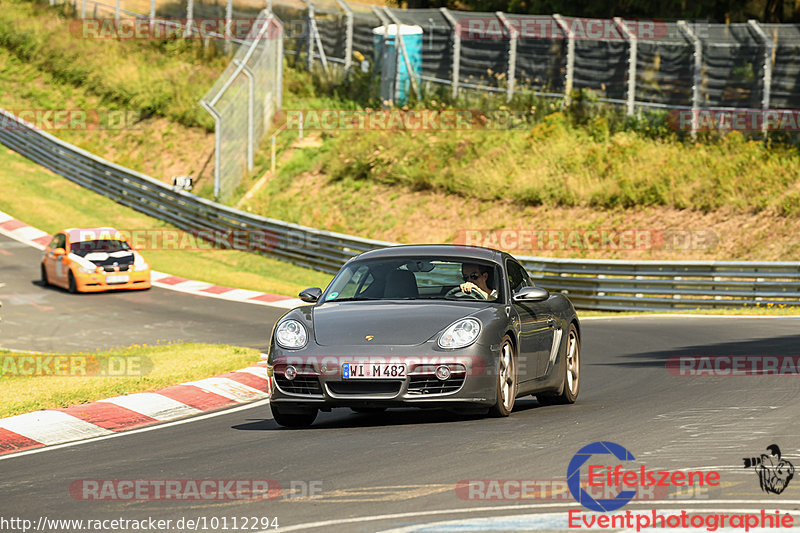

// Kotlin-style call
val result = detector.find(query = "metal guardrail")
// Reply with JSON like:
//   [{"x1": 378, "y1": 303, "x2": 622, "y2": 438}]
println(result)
[{"x1": 1, "y1": 107, "x2": 799, "y2": 310}]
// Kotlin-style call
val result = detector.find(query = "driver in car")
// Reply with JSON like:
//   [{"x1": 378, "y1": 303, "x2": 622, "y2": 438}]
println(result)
[{"x1": 459, "y1": 263, "x2": 497, "y2": 300}]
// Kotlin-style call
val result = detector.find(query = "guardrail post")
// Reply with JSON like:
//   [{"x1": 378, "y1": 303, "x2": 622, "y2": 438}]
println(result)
[
  {"x1": 185, "y1": 0, "x2": 194, "y2": 38},
  {"x1": 553, "y1": 14, "x2": 574, "y2": 106},
  {"x1": 496, "y1": 12, "x2": 517, "y2": 102},
  {"x1": 677, "y1": 21, "x2": 702, "y2": 140},
  {"x1": 614, "y1": 17, "x2": 637, "y2": 116},
  {"x1": 149, "y1": 0, "x2": 155, "y2": 21},
  {"x1": 384, "y1": 7, "x2": 420, "y2": 101},
  {"x1": 115, "y1": 0, "x2": 120, "y2": 22},
  {"x1": 748, "y1": 19, "x2": 773, "y2": 139},
  {"x1": 335, "y1": 0, "x2": 353, "y2": 70},
  {"x1": 81, "y1": 0, "x2": 86, "y2": 19},
  {"x1": 439, "y1": 8, "x2": 460, "y2": 100}
]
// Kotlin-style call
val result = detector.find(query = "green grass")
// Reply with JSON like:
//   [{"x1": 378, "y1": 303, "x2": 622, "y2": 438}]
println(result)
[
  {"x1": 0, "y1": 342, "x2": 260, "y2": 417},
  {"x1": 0, "y1": 144, "x2": 332, "y2": 295},
  {"x1": 0, "y1": 0, "x2": 226, "y2": 130},
  {"x1": 318, "y1": 113, "x2": 800, "y2": 215}
]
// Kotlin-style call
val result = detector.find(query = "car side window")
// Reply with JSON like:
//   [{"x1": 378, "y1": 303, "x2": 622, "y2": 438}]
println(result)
[
  {"x1": 49, "y1": 234, "x2": 66, "y2": 250},
  {"x1": 506, "y1": 260, "x2": 531, "y2": 294}
]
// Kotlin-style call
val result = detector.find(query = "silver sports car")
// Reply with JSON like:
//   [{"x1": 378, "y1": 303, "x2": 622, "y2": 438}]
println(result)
[{"x1": 266, "y1": 245, "x2": 581, "y2": 427}]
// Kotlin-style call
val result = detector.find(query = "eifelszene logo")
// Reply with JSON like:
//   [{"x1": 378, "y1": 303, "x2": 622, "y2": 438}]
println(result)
[
  {"x1": 743, "y1": 444, "x2": 795, "y2": 495},
  {"x1": 567, "y1": 441, "x2": 721, "y2": 512}
]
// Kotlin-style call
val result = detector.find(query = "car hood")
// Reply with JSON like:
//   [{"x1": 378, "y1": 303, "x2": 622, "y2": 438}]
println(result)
[{"x1": 312, "y1": 301, "x2": 485, "y2": 346}]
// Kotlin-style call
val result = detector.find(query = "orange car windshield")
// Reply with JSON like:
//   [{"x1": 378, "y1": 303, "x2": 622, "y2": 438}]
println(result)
[{"x1": 70, "y1": 239, "x2": 131, "y2": 256}]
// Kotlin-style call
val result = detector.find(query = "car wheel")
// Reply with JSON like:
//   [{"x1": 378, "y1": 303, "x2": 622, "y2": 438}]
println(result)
[
  {"x1": 271, "y1": 403, "x2": 317, "y2": 428},
  {"x1": 41, "y1": 264, "x2": 49, "y2": 286},
  {"x1": 489, "y1": 335, "x2": 517, "y2": 417},
  {"x1": 537, "y1": 323, "x2": 580, "y2": 405},
  {"x1": 68, "y1": 271, "x2": 78, "y2": 294},
  {"x1": 351, "y1": 407, "x2": 387, "y2": 414}
]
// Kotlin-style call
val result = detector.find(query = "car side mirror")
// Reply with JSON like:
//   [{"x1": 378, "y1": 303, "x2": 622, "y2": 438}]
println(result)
[
  {"x1": 53, "y1": 248, "x2": 66, "y2": 257},
  {"x1": 299, "y1": 287, "x2": 322, "y2": 303},
  {"x1": 512, "y1": 286, "x2": 549, "y2": 303}
]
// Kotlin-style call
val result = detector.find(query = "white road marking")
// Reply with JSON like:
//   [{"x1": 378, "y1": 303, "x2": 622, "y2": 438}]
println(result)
[
  {"x1": 375, "y1": 509, "x2": 800, "y2": 532},
  {"x1": 270, "y1": 503, "x2": 800, "y2": 532},
  {"x1": 0, "y1": 399, "x2": 272, "y2": 461}
]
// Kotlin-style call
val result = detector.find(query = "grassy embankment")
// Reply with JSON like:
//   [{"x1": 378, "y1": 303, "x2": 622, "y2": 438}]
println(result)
[{"x1": 0, "y1": 343, "x2": 260, "y2": 417}]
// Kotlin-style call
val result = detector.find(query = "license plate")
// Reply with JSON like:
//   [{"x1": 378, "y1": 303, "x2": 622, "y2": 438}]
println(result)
[
  {"x1": 342, "y1": 363, "x2": 406, "y2": 379},
  {"x1": 106, "y1": 274, "x2": 130, "y2": 284}
]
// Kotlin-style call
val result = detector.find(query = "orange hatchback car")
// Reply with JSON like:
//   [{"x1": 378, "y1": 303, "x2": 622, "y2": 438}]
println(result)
[{"x1": 41, "y1": 228, "x2": 151, "y2": 293}]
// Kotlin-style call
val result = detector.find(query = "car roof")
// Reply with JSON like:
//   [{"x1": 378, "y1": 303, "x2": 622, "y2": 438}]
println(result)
[
  {"x1": 63, "y1": 228, "x2": 123, "y2": 241},
  {"x1": 354, "y1": 244, "x2": 506, "y2": 264}
]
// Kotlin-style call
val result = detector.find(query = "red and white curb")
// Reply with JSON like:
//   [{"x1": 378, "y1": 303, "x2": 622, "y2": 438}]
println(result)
[
  {"x1": 0, "y1": 210, "x2": 304, "y2": 309},
  {"x1": 0, "y1": 363, "x2": 272, "y2": 455},
  {"x1": 0, "y1": 209, "x2": 299, "y2": 455}
]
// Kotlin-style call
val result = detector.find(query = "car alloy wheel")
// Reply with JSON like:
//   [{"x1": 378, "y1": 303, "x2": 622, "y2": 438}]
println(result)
[
  {"x1": 537, "y1": 323, "x2": 580, "y2": 405},
  {"x1": 490, "y1": 335, "x2": 517, "y2": 417}
]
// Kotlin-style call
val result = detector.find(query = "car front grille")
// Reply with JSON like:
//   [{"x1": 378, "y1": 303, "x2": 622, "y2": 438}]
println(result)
[
  {"x1": 407, "y1": 375, "x2": 465, "y2": 395},
  {"x1": 102, "y1": 265, "x2": 130, "y2": 272},
  {"x1": 327, "y1": 381, "x2": 402, "y2": 396},
  {"x1": 275, "y1": 375, "x2": 322, "y2": 396}
]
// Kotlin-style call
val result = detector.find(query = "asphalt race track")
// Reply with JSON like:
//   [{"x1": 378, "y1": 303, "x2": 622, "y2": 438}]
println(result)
[
  {"x1": 2, "y1": 237, "x2": 800, "y2": 533},
  {"x1": 0, "y1": 234, "x2": 286, "y2": 351}
]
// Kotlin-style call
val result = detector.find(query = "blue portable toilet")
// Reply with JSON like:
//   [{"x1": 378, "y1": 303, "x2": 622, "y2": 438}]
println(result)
[{"x1": 372, "y1": 24, "x2": 423, "y2": 106}]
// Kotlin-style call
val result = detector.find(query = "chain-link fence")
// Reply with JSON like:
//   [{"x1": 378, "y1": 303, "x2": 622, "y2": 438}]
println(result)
[
  {"x1": 201, "y1": 12, "x2": 283, "y2": 201},
  {"x1": 273, "y1": 1, "x2": 800, "y2": 130}
]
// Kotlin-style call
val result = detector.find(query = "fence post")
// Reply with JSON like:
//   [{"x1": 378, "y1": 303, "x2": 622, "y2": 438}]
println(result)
[
  {"x1": 149, "y1": 0, "x2": 155, "y2": 21},
  {"x1": 235, "y1": 60, "x2": 256, "y2": 172},
  {"x1": 201, "y1": 102, "x2": 222, "y2": 199},
  {"x1": 614, "y1": 17, "x2": 638, "y2": 116},
  {"x1": 185, "y1": 0, "x2": 194, "y2": 37},
  {"x1": 81, "y1": 0, "x2": 86, "y2": 18},
  {"x1": 496, "y1": 12, "x2": 517, "y2": 102},
  {"x1": 678, "y1": 21, "x2": 702, "y2": 140},
  {"x1": 115, "y1": 0, "x2": 120, "y2": 22},
  {"x1": 306, "y1": 1, "x2": 315, "y2": 69},
  {"x1": 276, "y1": 18, "x2": 283, "y2": 109},
  {"x1": 439, "y1": 8, "x2": 460, "y2": 99},
  {"x1": 224, "y1": 0, "x2": 233, "y2": 54},
  {"x1": 553, "y1": 14, "x2": 574, "y2": 106},
  {"x1": 748, "y1": 19, "x2": 773, "y2": 138},
  {"x1": 305, "y1": 1, "x2": 329, "y2": 73},
  {"x1": 335, "y1": 0, "x2": 353, "y2": 70},
  {"x1": 384, "y1": 7, "x2": 420, "y2": 100}
]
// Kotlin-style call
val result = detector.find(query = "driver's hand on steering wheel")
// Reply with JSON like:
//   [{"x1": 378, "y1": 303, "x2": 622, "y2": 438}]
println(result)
[{"x1": 460, "y1": 282, "x2": 488, "y2": 299}]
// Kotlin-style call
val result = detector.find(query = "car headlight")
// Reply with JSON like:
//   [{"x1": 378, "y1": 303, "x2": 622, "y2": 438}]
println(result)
[
  {"x1": 438, "y1": 318, "x2": 481, "y2": 349},
  {"x1": 78, "y1": 265, "x2": 99, "y2": 274},
  {"x1": 275, "y1": 320, "x2": 308, "y2": 349},
  {"x1": 133, "y1": 254, "x2": 149, "y2": 272}
]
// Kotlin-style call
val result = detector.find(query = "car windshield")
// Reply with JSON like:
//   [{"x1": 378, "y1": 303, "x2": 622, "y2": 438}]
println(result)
[
  {"x1": 322, "y1": 257, "x2": 502, "y2": 302},
  {"x1": 70, "y1": 239, "x2": 131, "y2": 256}
]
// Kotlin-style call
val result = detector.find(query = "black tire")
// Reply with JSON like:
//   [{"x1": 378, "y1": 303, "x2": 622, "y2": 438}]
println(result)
[
  {"x1": 41, "y1": 264, "x2": 49, "y2": 286},
  {"x1": 489, "y1": 335, "x2": 517, "y2": 417},
  {"x1": 350, "y1": 407, "x2": 387, "y2": 414},
  {"x1": 537, "y1": 323, "x2": 580, "y2": 405},
  {"x1": 68, "y1": 271, "x2": 78, "y2": 294},
  {"x1": 271, "y1": 403, "x2": 317, "y2": 428}
]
